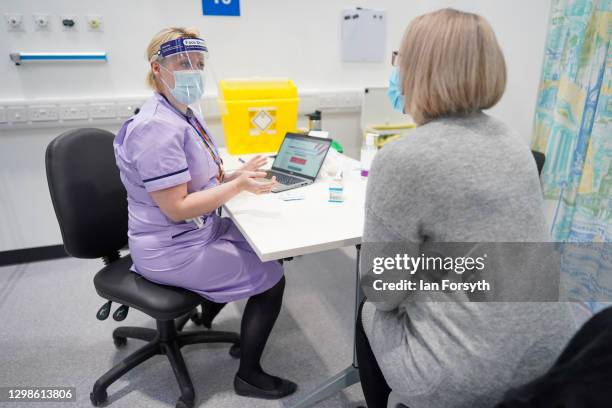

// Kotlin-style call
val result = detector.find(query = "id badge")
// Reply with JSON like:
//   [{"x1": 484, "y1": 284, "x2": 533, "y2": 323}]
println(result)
[{"x1": 188, "y1": 216, "x2": 205, "y2": 229}]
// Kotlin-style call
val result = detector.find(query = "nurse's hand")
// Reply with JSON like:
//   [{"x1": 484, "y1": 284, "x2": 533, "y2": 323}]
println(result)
[
  {"x1": 237, "y1": 171, "x2": 277, "y2": 195},
  {"x1": 239, "y1": 155, "x2": 268, "y2": 172},
  {"x1": 225, "y1": 155, "x2": 269, "y2": 182}
]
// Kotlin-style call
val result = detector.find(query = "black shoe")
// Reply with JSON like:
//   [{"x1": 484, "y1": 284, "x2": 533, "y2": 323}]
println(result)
[
  {"x1": 233, "y1": 374, "x2": 297, "y2": 399},
  {"x1": 229, "y1": 343, "x2": 240, "y2": 359}
]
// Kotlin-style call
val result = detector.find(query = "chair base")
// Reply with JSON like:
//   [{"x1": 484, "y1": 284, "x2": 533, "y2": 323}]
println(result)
[{"x1": 90, "y1": 314, "x2": 239, "y2": 408}]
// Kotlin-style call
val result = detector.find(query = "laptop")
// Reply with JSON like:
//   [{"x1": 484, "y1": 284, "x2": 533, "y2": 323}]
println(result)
[{"x1": 264, "y1": 133, "x2": 332, "y2": 193}]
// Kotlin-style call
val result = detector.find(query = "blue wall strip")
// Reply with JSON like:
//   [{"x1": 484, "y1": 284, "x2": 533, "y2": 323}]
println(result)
[{"x1": 20, "y1": 54, "x2": 107, "y2": 61}]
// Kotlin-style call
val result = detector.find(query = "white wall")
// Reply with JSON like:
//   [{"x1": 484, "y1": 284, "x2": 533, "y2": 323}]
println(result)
[{"x1": 0, "y1": 0, "x2": 551, "y2": 251}]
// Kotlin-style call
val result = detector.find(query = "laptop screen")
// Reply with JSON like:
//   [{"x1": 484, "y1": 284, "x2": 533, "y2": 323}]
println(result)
[{"x1": 272, "y1": 133, "x2": 332, "y2": 180}]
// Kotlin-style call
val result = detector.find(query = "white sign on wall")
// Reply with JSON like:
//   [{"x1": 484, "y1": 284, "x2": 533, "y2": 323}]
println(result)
[{"x1": 341, "y1": 8, "x2": 386, "y2": 63}]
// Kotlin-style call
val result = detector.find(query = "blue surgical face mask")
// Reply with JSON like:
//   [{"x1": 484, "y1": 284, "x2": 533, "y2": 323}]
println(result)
[
  {"x1": 161, "y1": 67, "x2": 205, "y2": 105},
  {"x1": 388, "y1": 68, "x2": 405, "y2": 113}
]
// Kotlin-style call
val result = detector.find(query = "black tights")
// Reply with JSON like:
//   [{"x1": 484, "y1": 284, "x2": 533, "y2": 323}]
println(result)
[
  {"x1": 200, "y1": 275, "x2": 286, "y2": 390},
  {"x1": 199, "y1": 298, "x2": 226, "y2": 329},
  {"x1": 237, "y1": 276, "x2": 286, "y2": 389},
  {"x1": 356, "y1": 299, "x2": 392, "y2": 408}
]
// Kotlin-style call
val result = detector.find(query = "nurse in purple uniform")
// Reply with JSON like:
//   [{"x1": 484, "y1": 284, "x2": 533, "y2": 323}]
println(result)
[{"x1": 113, "y1": 27, "x2": 296, "y2": 399}]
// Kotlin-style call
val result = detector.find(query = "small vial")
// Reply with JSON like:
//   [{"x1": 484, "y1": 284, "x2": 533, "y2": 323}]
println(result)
[{"x1": 329, "y1": 172, "x2": 344, "y2": 203}]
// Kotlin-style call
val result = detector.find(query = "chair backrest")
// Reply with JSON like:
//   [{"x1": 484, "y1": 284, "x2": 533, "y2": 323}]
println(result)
[
  {"x1": 45, "y1": 128, "x2": 128, "y2": 259},
  {"x1": 531, "y1": 150, "x2": 546, "y2": 176}
]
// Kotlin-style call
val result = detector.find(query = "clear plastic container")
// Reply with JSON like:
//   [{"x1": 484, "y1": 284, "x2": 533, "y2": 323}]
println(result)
[{"x1": 360, "y1": 133, "x2": 378, "y2": 177}]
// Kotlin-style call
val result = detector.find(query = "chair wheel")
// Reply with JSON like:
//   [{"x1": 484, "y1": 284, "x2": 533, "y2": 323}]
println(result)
[
  {"x1": 90, "y1": 389, "x2": 107, "y2": 406},
  {"x1": 113, "y1": 335, "x2": 127, "y2": 347},
  {"x1": 176, "y1": 397, "x2": 194, "y2": 408},
  {"x1": 229, "y1": 343, "x2": 240, "y2": 359}
]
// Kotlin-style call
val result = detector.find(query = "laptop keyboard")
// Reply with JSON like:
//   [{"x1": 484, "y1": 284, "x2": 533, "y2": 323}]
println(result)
[{"x1": 273, "y1": 172, "x2": 304, "y2": 185}]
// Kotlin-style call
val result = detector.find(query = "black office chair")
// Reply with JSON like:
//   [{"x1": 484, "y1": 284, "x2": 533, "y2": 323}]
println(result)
[
  {"x1": 45, "y1": 128, "x2": 240, "y2": 408},
  {"x1": 531, "y1": 150, "x2": 546, "y2": 176}
]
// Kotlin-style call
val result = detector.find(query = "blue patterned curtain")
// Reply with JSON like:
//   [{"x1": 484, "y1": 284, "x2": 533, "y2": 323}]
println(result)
[{"x1": 531, "y1": 0, "x2": 611, "y2": 315}]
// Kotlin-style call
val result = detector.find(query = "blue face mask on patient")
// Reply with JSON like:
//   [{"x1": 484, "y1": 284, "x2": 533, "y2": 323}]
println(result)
[{"x1": 388, "y1": 68, "x2": 405, "y2": 113}]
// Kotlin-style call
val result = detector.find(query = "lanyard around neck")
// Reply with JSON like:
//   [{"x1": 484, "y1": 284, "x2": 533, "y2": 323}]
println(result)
[
  {"x1": 188, "y1": 117, "x2": 225, "y2": 183},
  {"x1": 158, "y1": 94, "x2": 225, "y2": 183}
]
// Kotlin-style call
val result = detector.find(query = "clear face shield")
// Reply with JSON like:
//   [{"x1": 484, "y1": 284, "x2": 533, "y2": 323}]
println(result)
[{"x1": 151, "y1": 38, "x2": 217, "y2": 114}]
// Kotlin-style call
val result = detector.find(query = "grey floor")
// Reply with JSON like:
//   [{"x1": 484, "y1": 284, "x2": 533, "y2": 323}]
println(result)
[{"x1": 0, "y1": 247, "x2": 365, "y2": 408}]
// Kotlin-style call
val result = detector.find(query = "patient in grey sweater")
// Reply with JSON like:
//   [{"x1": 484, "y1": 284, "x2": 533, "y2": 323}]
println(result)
[
  {"x1": 359, "y1": 8, "x2": 576, "y2": 408},
  {"x1": 361, "y1": 112, "x2": 575, "y2": 408}
]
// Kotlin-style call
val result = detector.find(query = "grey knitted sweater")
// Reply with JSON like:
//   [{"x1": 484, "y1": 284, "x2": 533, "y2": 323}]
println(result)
[{"x1": 361, "y1": 112, "x2": 575, "y2": 408}]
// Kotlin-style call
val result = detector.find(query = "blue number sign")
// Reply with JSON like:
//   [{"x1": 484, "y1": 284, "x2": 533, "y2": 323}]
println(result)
[{"x1": 202, "y1": 0, "x2": 241, "y2": 16}]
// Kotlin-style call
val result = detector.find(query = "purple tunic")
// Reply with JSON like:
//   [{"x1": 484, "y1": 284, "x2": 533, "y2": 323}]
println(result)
[{"x1": 113, "y1": 92, "x2": 283, "y2": 302}]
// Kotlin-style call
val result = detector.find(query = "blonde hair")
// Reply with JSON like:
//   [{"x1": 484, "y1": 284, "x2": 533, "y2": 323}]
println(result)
[
  {"x1": 145, "y1": 27, "x2": 200, "y2": 92},
  {"x1": 398, "y1": 8, "x2": 506, "y2": 125}
]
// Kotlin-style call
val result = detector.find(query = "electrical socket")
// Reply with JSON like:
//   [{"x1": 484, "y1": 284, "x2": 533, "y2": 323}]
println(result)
[
  {"x1": 317, "y1": 91, "x2": 361, "y2": 111},
  {"x1": 337, "y1": 92, "x2": 361, "y2": 108},
  {"x1": 29, "y1": 105, "x2": 59, "y2": 122},
  {"x1": 319, "y1": 94, "x2": 336, "y2": 109},
  {"x1": 89, "y1": 103, "x2": 116, "y2": 119},
  {"x1": 5, "y1": 13, "x2": 24, "y2": 31},
  {"x1": 116, "y1": 102, "x2": 140, "y2": 118},
  {"x1": 60, "y1": 105, "x2": 89, "y2": 121},
  {"x1": 7, "y1": 107, "x2": 27, "y2": 123}
]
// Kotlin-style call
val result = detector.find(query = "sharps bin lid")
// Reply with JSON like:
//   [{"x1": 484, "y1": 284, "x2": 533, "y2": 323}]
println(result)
[{"x1": 219, "y1": 78, "x2": 298, "y2": 101}]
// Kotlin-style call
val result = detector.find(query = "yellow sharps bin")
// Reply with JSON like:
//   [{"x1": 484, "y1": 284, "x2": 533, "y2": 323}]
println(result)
[{"x1": 218, "y1": 78, "x2": 299, "y2": 154}]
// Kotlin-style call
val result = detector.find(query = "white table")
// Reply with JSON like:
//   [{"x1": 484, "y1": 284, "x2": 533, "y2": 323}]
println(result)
[{"x1": 220, "y1": 148, "x2": 366, "y2": 407}]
